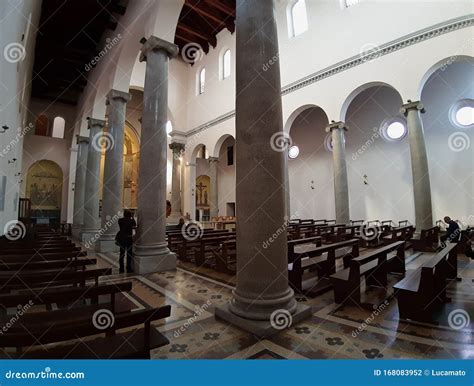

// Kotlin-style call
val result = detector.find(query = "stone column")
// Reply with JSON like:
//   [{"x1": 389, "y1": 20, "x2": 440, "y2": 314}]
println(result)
[
  {"x1": 326, "y1": 121, "x2": 350, "y2": 224},
  {"x1": 401, "y1": 100, "x2": 433, "y2": 230},
  {"x1": 97, "y1": 90, "x2": 131, "y2": 252},
  {"x1": 215, "y1": 0, "x2": 310, "y2": 337},
  {"x1": 134, "y1": 36, "x2": 178, "y2": 274},
  {"x1": 208, "y1": 157, "x2": 219, "y2": 218},
  {"x1": 168, "y1": 142, "x2": 185, "y2": 224},
  {"x1": 72, "y1": 135, "x2": 89, "y2": 239},
  {"x1": 81, "y1": 118, "x2": 105, "y2": 243}
]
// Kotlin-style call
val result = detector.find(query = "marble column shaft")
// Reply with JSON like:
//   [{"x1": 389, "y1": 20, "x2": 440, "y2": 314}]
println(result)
[
  {"x1": 226, "y1": 0, "x2": 297, "y2": 321},
  {"x1": 73, "y1": 135, "x2": 89, "y2": 232},
  {"x1": 401, "y1": 100, "x2": 433, "y2": 229},
  {"x1": 169, "y1": 142, "x2": 185, "y2": 222},
  {"x1": 82, "y1": 118, "x2": 105, "y2": 234},
  {"x1": 134, "y1": 36, "x2": 178, "y2": 273},
  {"x1": 327, "y1": 121, "x2": 350, "y2": 224},
  {"x1": 99, "y1": 90, "x2": 130, "y2": 251},
  {"x1": 208, "y1": 157, "x2": 219, "y2": 218}
]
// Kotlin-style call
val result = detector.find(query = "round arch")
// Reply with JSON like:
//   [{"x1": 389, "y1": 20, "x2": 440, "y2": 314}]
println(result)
[
  {"x1": 417, "y1": 55, "x2": 474, "y2": 99},
  {"x1": 210, "y1": 134, "x2": 235, "y2": 158},
  {"x1": 190, "y1": 143, "x2": 207, "y2": 161},
  {"x1": 340, "y1": 81, "x2": 402, "y2": 122},
  {"x1": 285, "y1": 104, "x2": 329, "y2": 135}
]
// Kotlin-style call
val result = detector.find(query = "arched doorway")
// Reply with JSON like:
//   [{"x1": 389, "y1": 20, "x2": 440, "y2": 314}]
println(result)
[
  {"x1": 196, "y1": 174, "x2": 211, "y2": 221},
  {"x1": 26, "y1": 160, "x2": 63, "y2": 226}
]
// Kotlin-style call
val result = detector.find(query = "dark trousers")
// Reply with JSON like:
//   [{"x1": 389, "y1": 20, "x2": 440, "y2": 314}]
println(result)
[{"x1": 119, "y1": 243, "x2": 133, "y2": 272}]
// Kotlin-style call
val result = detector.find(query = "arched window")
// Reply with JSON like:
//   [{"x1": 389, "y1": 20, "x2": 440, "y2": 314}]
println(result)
[
  {"x1": 289, "y1": 0, "x2": 308, "y2": 38},
  {"x1": 52, "y1": 116, "x2": 65, "y2": 138},
  {"x1": 199, "y1": 68, "x2": 206, "y2": 94},
  {"x1": 35, "y1": 114, "x2": 49, "y2": 136},
  {"x1": 222, "y1": 49, "x2": 231, "y2": 79}
]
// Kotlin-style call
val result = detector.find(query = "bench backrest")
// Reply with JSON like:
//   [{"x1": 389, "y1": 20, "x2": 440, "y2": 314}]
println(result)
[
  {"x1": 290, "y1": 238, "x2": 359, "y2": 264},
  {"x1": 348, "y1": 241, "x2": 405, "y2": 281}
]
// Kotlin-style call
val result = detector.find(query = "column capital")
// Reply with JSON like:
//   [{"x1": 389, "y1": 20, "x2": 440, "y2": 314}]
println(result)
[
  {"x1": 140, "y1": 36, "x2": 178, "y2": 62},
  {"x1": 169, "y1": 142, "x2": 185, "y2": 154},
  {"x1": 76, "y1": 135, "x2": 89, "y2": 145},
  {"x1": 325, "y1": 121, "x2": 348, "y2": 133},
  {"x1": 106, "y1": 89, "x2": 131, "y2": 105},
  {"x1": 87, "y1": 118, "x2": 106, "y2": 129},
  {"x1": 208, "y1": 156, "x2": 219, "y2": 164},
  {"x1": 400, "y1": 100, "x2": 425, "y2": 115}
]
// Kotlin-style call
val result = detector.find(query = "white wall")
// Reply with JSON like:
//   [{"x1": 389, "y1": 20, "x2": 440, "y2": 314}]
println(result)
[{"x1": 0, "y1": 0, "x2": 41, "y2": 236}]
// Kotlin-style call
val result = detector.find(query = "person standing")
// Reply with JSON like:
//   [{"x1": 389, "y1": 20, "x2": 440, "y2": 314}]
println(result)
[{"x1": 116, "y1": 210, "x2": 137, "y2": 273}]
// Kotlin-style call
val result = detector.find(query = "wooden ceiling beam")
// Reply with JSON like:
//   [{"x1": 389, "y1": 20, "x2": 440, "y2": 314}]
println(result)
[
  {"x1": 183, "y1": 0, "x2": 226, "y2": 26},
  {"x1": 177, "y1": 23, "x2": 216, "y2": 47},
  {"x1": 204, "y1": 0, "x2": 235, "y2": 17}
]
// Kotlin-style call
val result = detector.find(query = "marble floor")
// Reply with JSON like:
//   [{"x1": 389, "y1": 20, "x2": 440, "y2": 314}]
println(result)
[{"x1": 93, "y1": 249, "x2": 474, "y2": 360}]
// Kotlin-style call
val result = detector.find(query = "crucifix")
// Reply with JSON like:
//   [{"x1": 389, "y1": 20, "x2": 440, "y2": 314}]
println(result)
[{"x1": 196, "y1": 181, "x2": 207, "y2": 206}]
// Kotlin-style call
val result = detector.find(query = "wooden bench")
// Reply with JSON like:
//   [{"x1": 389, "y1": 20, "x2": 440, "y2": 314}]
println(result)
[
  {"x1": 289, "y1": 239, "x2": 360, "y2": 293},
  {"x1": 382, "y1": 225, "x2": 414, "y2": 247},
  {"x1": 194, "y1": 233, "x2": 237, "y2": 269},
  {"x1": 0, "y1": 250, "x2": 87, "y2": 262},
  {"x1": 410, "y1": 226, "x2": 439, "y2": 252},
  {"x1": 330, "y1": 241, "x2": 405, "y2": 305},
  {"x1": 393, "y1": 243, "x2": 457, "y2": 321},
  {"x1": 218, "y1": 240, "x2": 236, "y2": 273},
  {"x1": 0, "y1": 305, "x2": 171, "y2": 359},
  {"x1": 329, "y1": 225, "x2": 359, "y2": 243},
  {"x1": 0, "y1": 257, "x2": 96, "y2": 271},
  {"x1": 0, "y1": 267, "x2": 112, "y2": 293},
  {"x1": 177, "y1": 231, "x2": 235, "y2": 261},
  {"x1": 0, "y1": 281, "x2": 133, "y2": 311}
]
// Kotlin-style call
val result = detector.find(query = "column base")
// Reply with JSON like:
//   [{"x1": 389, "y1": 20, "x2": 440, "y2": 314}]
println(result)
[
  {"x1": 97, "y1": 234, "x2": 119, "y2": 253},
  {"x1": 133, "y1": 242, "x2": 176, "y2": 274},
  {"x1": 80, "y1": 229, "x2": 100, "y2": 249},
  {"x1": 71, "y1": 224, "x2": 83, "y2": 240},
  {"x1": 215, "y1": 303, "x2": 311, "y2": 338}
]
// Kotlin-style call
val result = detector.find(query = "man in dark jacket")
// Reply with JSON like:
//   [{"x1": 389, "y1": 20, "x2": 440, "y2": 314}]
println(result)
[
  {"x1": 116, "y1": 210, "x2": 137, "y2": 273},
  {"x1": 440, "y1": 216, "x2": 460, "y2": 248}
]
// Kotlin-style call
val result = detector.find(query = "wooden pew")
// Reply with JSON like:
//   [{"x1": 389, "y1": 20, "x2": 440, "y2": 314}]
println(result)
[
  {"x1": 218, "y1": 240, "x2": 236, "y2": 273},
  {"x1": 410, "y1": 226, "x2": 439, "y2": 252},
  {"x1": 194, "y1": 233, "x2": 237, "y2": 269},
  {"x1": 0, "y1": 305, "x2": 171, "y2": 359},
  {"x1": 0, "y1": 258, "x2": 96, "y2": 271},
  {"x1": 330, "y1": 241, "x2": 405, "y2": 305},
  {"x1": 0, "y1": 250, "x2": 87, "y2": 262},
  {"x1": 329, "y1": 225, "x2": 359, "y2": 243},
  {"x1": 393, "y1": 243, "x2": 457, "y2": 322},
  {"x1": 0, "y1": 281, "x2": 132, "y2": 311},
  {"x1": 288, "y1": 239, "x2": 360, "y2": 293},
  {"x1": 382, "y1": 225, "x2": 415, "y2": 247},
  {"x1": 177, "y1": 231, "x2": 235, "y2": 261},
  {"x1": 0, "y1": 267, "x2": 112, "y2": 293}
]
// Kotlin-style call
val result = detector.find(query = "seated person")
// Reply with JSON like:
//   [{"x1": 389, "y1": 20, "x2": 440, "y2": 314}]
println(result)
[{"x1": 440, "y1": 216, "x2": 460, "y2": 247}]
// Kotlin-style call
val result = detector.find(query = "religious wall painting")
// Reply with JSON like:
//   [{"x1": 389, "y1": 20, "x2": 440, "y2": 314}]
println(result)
[
  {"x1": 196, "y1": 175, "x2": 211, "y2": 208},
  {"x1": 26, "y1": 160, "x2": 63, "y2": 210}
]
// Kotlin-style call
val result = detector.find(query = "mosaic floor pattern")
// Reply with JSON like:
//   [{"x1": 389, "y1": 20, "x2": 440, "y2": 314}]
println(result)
[{"x1": 95, "y1": 250, "x2": 474, "y2": 360}]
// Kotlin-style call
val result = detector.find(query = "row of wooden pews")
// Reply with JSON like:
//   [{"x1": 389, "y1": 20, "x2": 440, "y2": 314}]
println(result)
[{"x1": 0, "y1": 227, "x2": 171, "y2": 359}]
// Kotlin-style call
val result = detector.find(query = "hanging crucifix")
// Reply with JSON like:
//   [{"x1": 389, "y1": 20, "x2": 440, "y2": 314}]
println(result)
[{"x1": 196, "y1": 181, "x2": 207, "y2": 206}]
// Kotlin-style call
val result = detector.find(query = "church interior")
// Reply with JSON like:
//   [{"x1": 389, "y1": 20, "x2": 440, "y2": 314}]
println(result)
[{"x1": 0, "y1": 0, "x2": 472, "y2": 361}]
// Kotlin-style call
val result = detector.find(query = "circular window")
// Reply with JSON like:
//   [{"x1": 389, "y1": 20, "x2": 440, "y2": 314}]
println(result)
[
  {"x1": 380, "y1": 118, "x2": 407, "y2": 141},
  {"x1": 288, "y1": 145, "x2": 299, "y2": 159},
  {"x1": 450, "y1": 99, "x2": 474, "y2": 129}
]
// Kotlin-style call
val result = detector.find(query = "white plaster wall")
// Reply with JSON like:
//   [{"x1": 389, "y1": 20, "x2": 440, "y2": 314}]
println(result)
[
  {"x1": 217, "y1": 136, "x2": 236, "y2": 216},
  {"x1": 0, "y1": 0, "x2": 41, "y2": 236}
]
